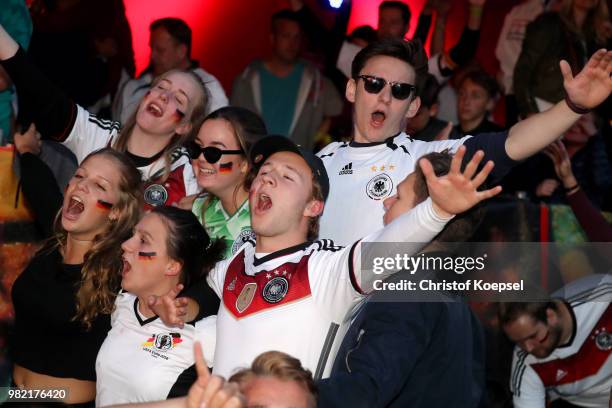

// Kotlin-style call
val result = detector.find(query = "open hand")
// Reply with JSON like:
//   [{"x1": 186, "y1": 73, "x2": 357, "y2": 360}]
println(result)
[
  {"x1": 420, "y1": 146, "x2": 502, "y2": 217},
  {"x1": 562, "y1": 49, "x2": 612, "y2": 110},
  {"x1": 543, "y1": 141, "x2": 576, "y2": 188}
]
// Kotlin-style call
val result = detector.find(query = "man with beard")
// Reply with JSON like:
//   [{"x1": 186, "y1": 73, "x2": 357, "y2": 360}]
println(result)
[{"x1": 500, "y1": 274, "x2": 612, "y2": 408}]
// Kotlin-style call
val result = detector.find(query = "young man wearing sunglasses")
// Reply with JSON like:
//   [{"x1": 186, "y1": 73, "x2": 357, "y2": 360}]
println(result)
[{"x1": 317, "y1": 39, "x2": 612, "y2": 245}]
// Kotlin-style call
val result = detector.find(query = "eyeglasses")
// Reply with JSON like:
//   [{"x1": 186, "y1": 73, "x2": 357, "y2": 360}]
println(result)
[
  {"x1": 186, "y1": 142, "x2": 244, "y2": 163},
  {"x1": 358, "y1": 75, "x2": 416, "y2": 100}
]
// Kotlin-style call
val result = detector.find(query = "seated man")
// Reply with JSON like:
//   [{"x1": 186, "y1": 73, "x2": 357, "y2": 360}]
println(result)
[
  {"x1": 500, "y1": 274, "x2": 612, "y2": 408},
  {"x1": 318, "y1": 151, "x2": 486, "y2": 407},
  {"x1": 112, "y1": 18, "x2": 227, "y2": 123}
]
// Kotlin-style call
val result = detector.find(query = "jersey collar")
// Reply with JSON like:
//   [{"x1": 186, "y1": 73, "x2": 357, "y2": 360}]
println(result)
[
  {"x1": 348, "y1": 132, "x2": 403, "y2": 148},
  {"x1": 253, "y1": 242, "x2": 311, "y2": 267},
  {"x1": 133, "y1": 298, "x2": 159, "y2": 326}
]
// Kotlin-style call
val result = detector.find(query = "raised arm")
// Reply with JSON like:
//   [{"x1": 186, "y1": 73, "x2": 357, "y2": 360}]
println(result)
[
  {"x1": 545, "y1": 140, "x2": 612, "y2": 242},
  {"x1": 505, "y1": 49, "x2": 612, "y2": 161},
  {"x1": 291, "y1": 0, "x2": 352, "y2": 64},
  {"x1": 14, "y1": 125, "x2": 63, "y2": 238},
  {"x1": 428, "y1": 0, "x2": 485, "y2": 82},
  {"x1": 0, "y1": 23, "x2": 77, "y2": 141},
  {"x1": 355, "y1": 147, "x2": 501, "y2": 291}
]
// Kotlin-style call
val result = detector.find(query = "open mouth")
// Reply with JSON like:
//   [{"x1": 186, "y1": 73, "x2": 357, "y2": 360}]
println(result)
[
  {"x1": 198, "y1": 167, "x2": 216, "y2": 176},
  {"x1": 371, "y1": 111, "x2": 386, "y2": 127},
  {"x1": 146, "y1": 102, "x2": 163, "y2": 117},
  {"x1": 64, "y1": 196, "x2": 85, "y2": 219},
  {"x1": 122, "y1": 259, "x2": 131, "y2": 276},
  {"x1": 257, "y1": 193, "x2": 272, "y2": 212}
]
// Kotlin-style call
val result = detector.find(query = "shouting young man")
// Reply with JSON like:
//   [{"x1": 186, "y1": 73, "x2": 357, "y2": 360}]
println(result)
[{"x1": 318, "y1": 39, "x2": 612, "y2": 245}]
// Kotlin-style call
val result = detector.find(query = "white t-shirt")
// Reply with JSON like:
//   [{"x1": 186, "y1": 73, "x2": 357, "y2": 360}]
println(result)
[
  {"x1": 95, "y1": 292, "x2": 216, "y2": 407},
  {"x1": 65, "y1": 106, "x2": 199, "y2": 206},
  {"x1": 113, "y1": 67, "x2": 228, "y2": 124},
  {"x1": 317, "y1": 132, "x2": 469, "y2": 246},
  {"x1": 510, "y1": 274, "x2": 612, "y2": 408},
  {"x1": 207, "y1": 198, "x2": 449, "y2": 379}
]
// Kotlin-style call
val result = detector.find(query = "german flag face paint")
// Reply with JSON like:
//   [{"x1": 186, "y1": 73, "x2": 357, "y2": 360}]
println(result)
[
  {"x1": 96, "y1": 200, "x2": 113, "y2": 211},
  {"x1": 138, "y1": 251, "x2": 157, "y2": 261},
  {"x1": 219, "y1": 162, "x2": 233, "y2": 173}
]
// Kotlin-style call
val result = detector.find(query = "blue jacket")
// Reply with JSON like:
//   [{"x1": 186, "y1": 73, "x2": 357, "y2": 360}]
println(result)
[{"x1": 318, "y1": 271, "x2": 486, "y2": 408}]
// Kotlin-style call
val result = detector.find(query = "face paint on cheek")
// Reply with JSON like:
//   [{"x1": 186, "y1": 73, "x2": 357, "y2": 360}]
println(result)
[
  {"x1": 138, "y1": 251, "x2": 157, "y2": 261},
  {"x1": 96, "y1": 200, "x2": 113, "y2": 211},
  {"x1": 173, "y1": 109, "x2": 185, "y2": 123},
  {"x1": 219, "y1": 162, "x2": 233, "y2": 173}
]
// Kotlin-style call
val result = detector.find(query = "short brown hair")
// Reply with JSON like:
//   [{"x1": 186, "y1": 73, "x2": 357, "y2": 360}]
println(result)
[
  {"x1": 352, "y1": 38, "x2": 428, "y2": 96},
  {"x1": 413, "y1": 150, "x2": 452, "y2": 203},
  {"x1": 498, "y1": 301, "x2": 558, "y2": 326},
  {"x1": 229, "y1": 351, "x2": 317, "y2": 407}
]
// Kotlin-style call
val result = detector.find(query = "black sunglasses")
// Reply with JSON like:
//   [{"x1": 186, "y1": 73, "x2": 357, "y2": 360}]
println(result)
[
  {"x1": 358, "y1": 75, "x2": 416, "y2": 100},
  {"x1": 186, "y1": 142, "x2": 244, "y2": 163}
]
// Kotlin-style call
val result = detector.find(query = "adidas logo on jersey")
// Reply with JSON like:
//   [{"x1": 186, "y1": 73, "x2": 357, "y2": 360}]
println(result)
[
  {"x1": 556, "y1": 369, "x2": 567, "y2": 381},
  {"x1": 339, "y1": 162, "x2": 353, "y2": 175}
]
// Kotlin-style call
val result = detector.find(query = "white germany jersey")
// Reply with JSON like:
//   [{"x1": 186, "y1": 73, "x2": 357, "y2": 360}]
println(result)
[
  {"x1": 64, "y1": 106, "x2": 198, "y2": 202},
  {"x1": 207, "y1": 198, "x2": 449, "y2": 380},
  {"x1": 95, "y1": 292, "x2": 216, "y2": 407},
  {"x1": 207, "y1": 239, "x2": 362, "y2": 380},
  {"x1": 510, "y1": 274, "x2": 612, "y2": 408},
  {"x1": 317, "y1": 132, "x2": 469, "y2": 246}
]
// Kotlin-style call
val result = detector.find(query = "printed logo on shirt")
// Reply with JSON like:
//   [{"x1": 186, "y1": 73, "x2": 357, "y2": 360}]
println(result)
[
  {"x1": 555, "y1": 369, "x2": 567, "y2": 381},
  {"x1": 236, "y1": 282, "x2": 257, "y2": 313},
  {"x1": 144, "y1": 184, "x2": 169, "y2": 207},
  {"x1": 339, "y1": 162, "x2": 353, "y2": 175},
  {"x1": 595, "y1": 330, "x2": 612, "y2": 351},
  {"x1": 226, "y1": 277, "x2": 237, "y2": 292},
  {"x1": 231, "y1": 228, "x2": 256, "y2": 254},
  {"x1": 262, "y1": 277, "x2": 289, "y2": 303},
  {"x1": 366, "y1": 173, "x2": 393, "y2": 200},
  {"x1": 142, "y1": 333, "x2": 182, "y2": 359}
]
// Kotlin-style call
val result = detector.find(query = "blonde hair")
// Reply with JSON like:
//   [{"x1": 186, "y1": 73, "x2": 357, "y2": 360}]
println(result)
[
  {"x1": 114, "y1": 70, "x2": 209, "y2": 183},
  {"x1": 49, "y1": 149, "x2": 143, "y2": 329},
  {"x1": 229, "y1": 351, "x2": 317, "y2": 407}
]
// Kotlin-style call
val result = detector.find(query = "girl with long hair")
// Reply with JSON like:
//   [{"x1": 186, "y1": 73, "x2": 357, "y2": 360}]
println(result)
[
  {"x1": 0, "y1": 23, "x2": 208, "y2": 209},
  {"x1": 95, "y1": 206, "x2": 224, "y2": 405},
  {"x1": 184, "y1": 107, "x2": 267, "y2": 258},
  {"x1": 10, "y1": 148, "x2": 143, "y2": 405}
]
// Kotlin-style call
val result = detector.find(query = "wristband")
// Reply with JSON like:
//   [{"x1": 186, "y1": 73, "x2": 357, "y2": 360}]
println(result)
[
  {"x1": 564, "y1": 184, "x2": 580, "y2": 195},
  {"x1": 564, "y1": 94, "x2": 591, "y2": 115}
]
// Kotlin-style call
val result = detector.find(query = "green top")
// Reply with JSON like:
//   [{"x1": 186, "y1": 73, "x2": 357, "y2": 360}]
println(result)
[{"x1": 192, "y1": 195, "x2": 255, "y2": 259}]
